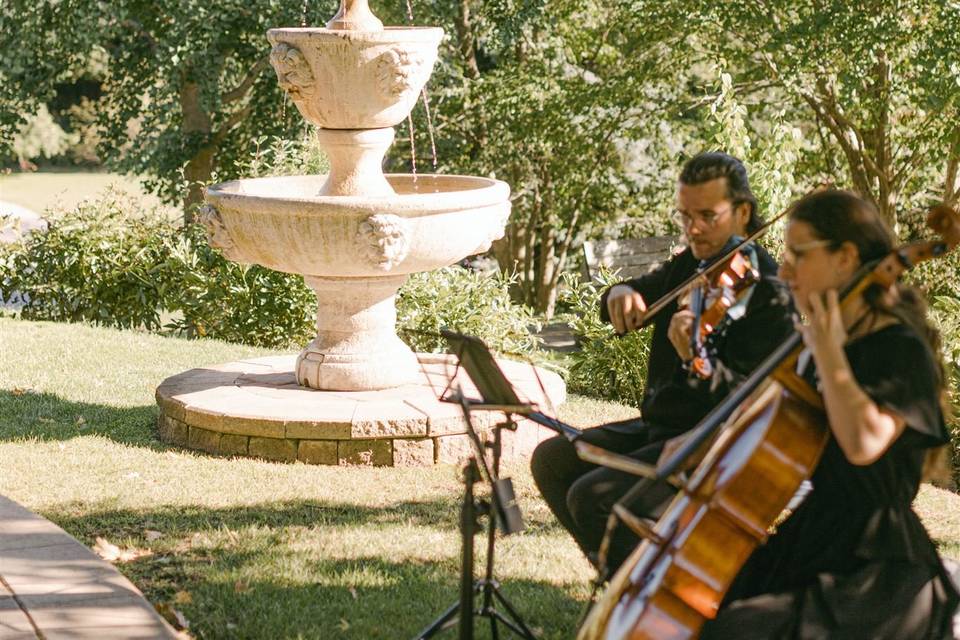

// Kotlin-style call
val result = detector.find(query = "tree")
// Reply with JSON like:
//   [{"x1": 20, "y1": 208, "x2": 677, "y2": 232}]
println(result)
[
  {"x1": 1, "y1": 0, "x2": 316, "y2": 222},
  {"x1": 667, "y1": 0, "x2": 960, "y2": 230},
  {"x1": 389, "y1": 0, "x2": 694, "y2": 316}
]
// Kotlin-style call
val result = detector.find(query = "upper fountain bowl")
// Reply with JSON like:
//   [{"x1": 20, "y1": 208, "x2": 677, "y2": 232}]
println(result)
[{"x1": 267, "y1": 27, "x2": 444, "y2": 130}]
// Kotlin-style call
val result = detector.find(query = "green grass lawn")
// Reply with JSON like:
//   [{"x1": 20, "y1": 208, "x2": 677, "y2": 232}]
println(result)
[
  {"x1": 0, "y1": 317, "x2": 957, "y2": 639},
  {"x1": 0, "y1": 169, "x2": 169, "y2": 216}
]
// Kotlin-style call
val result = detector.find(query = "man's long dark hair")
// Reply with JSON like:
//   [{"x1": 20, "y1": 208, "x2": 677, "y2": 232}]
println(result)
[{"x1": 680, "y1": 152, "x2": 762, "y2": 233}]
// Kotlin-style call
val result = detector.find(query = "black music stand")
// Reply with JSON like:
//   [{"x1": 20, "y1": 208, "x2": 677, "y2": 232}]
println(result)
[{"x1": 414, "y1": 332, "x2": 537, "y2": 640}]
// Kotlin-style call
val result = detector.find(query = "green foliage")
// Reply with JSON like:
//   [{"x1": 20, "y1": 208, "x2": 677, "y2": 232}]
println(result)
[
  {"x1": 669, "y1": 0, "x2": 960, "y2": 227},
  {"x1": 235, "y1": 134, "x2": 329, "y2": 178},
  {"x1": 1, "y1": 1, "x2": 311, "y2": 207},
  {"x1": 396, "y1": 266, "x2": 541, "y2": 356},
  {"x1": 559, "y1": 269, "x2": 651, "y2": 407},
  {"x1": 0, "y1": 187, "x2": 169, "y2": 329},
  {"x1": 159, "y1": 223, "x2": 316, "y2": 347},
  {"x1": 0, "y1": 187, "x2": 314, "y2": 347},
  {"x1": 12, "y1": 105, "x2": 73, "y2": 166},
  {"x1": 708, "y1": 69, "x2": 806, "y2": 242},
  {"x1": 929, "y1": 295, "x2": 960, "y2": 484}
]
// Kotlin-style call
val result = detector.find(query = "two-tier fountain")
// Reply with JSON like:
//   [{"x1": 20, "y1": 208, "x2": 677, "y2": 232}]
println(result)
[{"x1": 155, "y1": 0, "x2": 565, "y2": 466}]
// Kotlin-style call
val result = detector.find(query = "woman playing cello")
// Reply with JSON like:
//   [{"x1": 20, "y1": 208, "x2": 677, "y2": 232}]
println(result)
[{"x1": 699, "y1": 190, "x2": 959, "y2": 639}]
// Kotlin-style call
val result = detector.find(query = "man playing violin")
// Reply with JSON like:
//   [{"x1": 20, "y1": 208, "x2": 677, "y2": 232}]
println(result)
[{"x1": 531, "y1": 151, "x2": 795, "y2": 575}]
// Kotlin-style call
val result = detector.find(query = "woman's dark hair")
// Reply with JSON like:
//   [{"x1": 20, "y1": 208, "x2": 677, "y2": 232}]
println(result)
[
  {"x1": 679, "y1": 152, "x2": 761, "y2": 233},
  {"x1": 788, "y1": 189, "x2": 944, "y2": 392}
]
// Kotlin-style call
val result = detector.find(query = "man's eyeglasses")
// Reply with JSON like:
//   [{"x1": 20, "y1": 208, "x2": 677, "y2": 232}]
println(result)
[{"x1": 671, "y1": 205, "x2": 734, "y2": 229}]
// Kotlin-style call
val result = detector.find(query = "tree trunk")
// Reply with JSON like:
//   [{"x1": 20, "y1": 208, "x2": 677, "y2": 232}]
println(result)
[
  {"x1": 535, "y1": 223, "x2": 558, "y2": 316},
  {"x1": 454, "y1": 0, "x2": 481, "y2": 81},
  {"x1": 180, "y1": 79, "x2": 216, "y2": 224},
  {"x1": 183, "y1": 146, "x2": 217, "y2": 224},
  {"x1": 945, "y1": 130, "x2": 960, "y2": 206}
]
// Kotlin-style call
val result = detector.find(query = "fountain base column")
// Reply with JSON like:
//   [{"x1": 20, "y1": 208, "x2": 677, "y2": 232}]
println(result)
[{"x1": 296, "y1": 274, "x2": 419, "y2": 390}]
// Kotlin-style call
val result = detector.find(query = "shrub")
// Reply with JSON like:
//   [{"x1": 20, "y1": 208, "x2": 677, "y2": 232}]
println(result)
[
  {"x1": 396, "y1": 266, "x2": 541, "y2": 356},
  {"x1": 236, "y1": 134, "x2": 329, "y2": 178},
  {"x1": 158, "y1": 223, "x2": 316, "y2": 348},
  {"x1": 908, "y1": 248, "x2": 960, "y2": 484},
  {"x1": 559, "y1": 269, "x2": 652, "y2": 407},
  {"x1": 928, "y1": 295, "x2": 960, "y2": 485},
  {"x1": 11, "y1": 105, "x2": 73, "y2": 168},
  {"x1": 0, "y1": 188, "x2": 315, "y2": 347},
  {"x1": 0, "y1": 188, "x2": 169, "y2": 329}
]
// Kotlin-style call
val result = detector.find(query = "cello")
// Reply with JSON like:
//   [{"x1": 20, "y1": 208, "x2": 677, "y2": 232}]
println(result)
[{"x1": 577, "y1": 202, "x2": 960, "y2": 640}]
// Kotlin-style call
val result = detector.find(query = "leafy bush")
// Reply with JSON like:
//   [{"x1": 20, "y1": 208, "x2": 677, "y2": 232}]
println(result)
[
  {"x1": 0, "y1": 188, "x2": 169, "y2": 329},
  {"x1": 11, "y1": 105, "x2": 73, "y2": 167},
  {"x1": 158, "y1": 224, "x2": 316, "y2": 347},
  {"x1": 237, "y1": 134, "x2": 329, "y2": 178},
  {"x1": 0, "y1": 188, "x2": 315, "y2": 347},
  {"x1": 396, "y1": 266, "x2": 541, "y2": 356},
  {"x1": 559, "y1": 269, "x2": 652, "y2": 407},
  {"x1": 928, "y1": 295, "x2": 960, "y2": 485},
  {"x1": 908, "y1": 248, "x2": 960, "y2": 484}
]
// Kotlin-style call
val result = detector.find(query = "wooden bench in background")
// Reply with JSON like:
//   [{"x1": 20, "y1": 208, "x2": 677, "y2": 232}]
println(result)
[{"x1": 581, "y1": 235, "x2": 680, "y2": 281}]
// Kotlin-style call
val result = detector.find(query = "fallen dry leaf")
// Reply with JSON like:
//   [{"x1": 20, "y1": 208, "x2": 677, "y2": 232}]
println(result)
[
  {"x1": 11, "y1": 386, "x2": 31, "y2": 396},
  {"x1": 145, "y1": 529, "x2": 163, "y2": 541},
  {"x1": 174, "y1": 590, "x2": 193, "y2": 605},
  {"x1": 348, "y1": 586, "x2": 358, "y2": 600},
  {"x1": 338, "y1": 618, "x2": 350, "y2": 631},
  {"x1": 75, "y1": 415, "x2": 86, "y2": 427},
  {"x1": 234, "y1": 579, "x2": 250, "y2": 594},
  {"x1": 93, "y1": 537, "x2": 153, "y2": 563},
  {"x1": 156, "y1": 603, "x2": 191, "y2": 630}
]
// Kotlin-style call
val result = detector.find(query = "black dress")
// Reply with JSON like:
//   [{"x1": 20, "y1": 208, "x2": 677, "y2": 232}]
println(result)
[{"x1": 701, "y1": 323, "x2": 960, "y2": 640}]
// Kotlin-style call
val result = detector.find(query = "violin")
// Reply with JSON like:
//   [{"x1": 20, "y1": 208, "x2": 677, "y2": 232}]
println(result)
[
  {"x1": 686, "y1": 243, "x2": 761, "y2": 379},
  {"x1": 578, "y1": 203, "x2": 960, "y2": 640}
]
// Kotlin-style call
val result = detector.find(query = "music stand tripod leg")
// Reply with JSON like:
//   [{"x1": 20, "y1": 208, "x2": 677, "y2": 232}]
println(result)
[
  {"x1": 414, "y1": 457, "x2": 480, "y2": 640},
  {"x1": 474, "y1": 424, "x2": 537, "y2": 640},
  {"x1": 459, "y1": 459, "x2": 477, "y2": 640}
]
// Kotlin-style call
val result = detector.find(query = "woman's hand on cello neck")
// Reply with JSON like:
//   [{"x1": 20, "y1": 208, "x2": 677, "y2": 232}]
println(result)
[
  {"x1": 798, "y1": 288, "x2": 906, "y2": 466},
  {"x1": 796, "y1": 289, "x2": 849, "y2": 356},
  {"x1": 606, "y1": 284, "x2": 647, "y2": 335}
]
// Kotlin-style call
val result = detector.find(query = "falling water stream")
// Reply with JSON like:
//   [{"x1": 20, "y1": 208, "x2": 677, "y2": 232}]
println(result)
[{"x1": 402, "y1": 0, "x2": 440, "y2": 183}]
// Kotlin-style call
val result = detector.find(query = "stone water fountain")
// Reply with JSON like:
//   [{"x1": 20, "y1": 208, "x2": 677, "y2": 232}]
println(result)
[{"x1": 155, "y1": 0, "x2": 565, "y2": 466}]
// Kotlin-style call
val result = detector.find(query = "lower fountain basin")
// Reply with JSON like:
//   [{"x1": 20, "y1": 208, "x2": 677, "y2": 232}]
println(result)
[{"x1": 203, "y1": 174, "x2": 510, "y2": 276}]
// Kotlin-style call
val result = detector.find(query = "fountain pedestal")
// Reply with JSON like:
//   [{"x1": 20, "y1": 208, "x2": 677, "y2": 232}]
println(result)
[{"x1": 296, "y1": 274, "x2": 419, "y2": 390}]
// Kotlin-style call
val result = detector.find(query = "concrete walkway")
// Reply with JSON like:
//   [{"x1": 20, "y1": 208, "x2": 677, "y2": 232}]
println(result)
[{"x1": 0, "y1": 495, "x2": 176, "y2": 639}]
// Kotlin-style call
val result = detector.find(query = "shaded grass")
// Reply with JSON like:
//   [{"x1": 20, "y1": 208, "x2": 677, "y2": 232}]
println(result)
[
  {"x1": 0, "y1": 318, "x2": 595, "y2": 638},
  {"x1": 0, "y1": 317, "x2": 957, "y2": 639}
]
